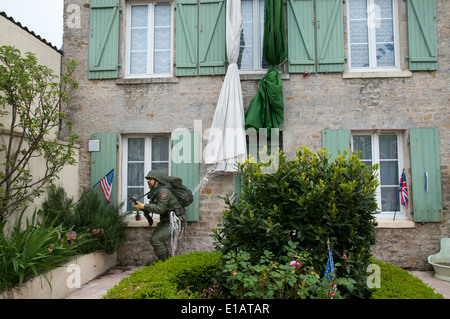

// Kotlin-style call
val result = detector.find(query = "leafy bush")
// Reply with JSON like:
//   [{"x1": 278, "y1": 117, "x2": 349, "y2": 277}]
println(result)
[
  {"x1": 221, "y1": 242, "x2": 356, "y2": 299},
  {"x1": 103, "y1": 251, "x2": 222, "y2": 299},
  {"x1": 369, "y1": 258, "x2": 444, "y2": 299},
  {"x1": 0, "y1": 209, "x2": 93, "y2": 291},
  {"x1": 41, "y1": 186, "x2": 129, "y2": 254},
  {"x1": 213, "y1": 146, "x2": 379, "y2": 297}
]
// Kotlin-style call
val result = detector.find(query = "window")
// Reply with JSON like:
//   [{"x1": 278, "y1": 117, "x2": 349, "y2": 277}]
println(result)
[
  {"x1": 122, "y1": 136, "x2": 170, "y2": 212},
  {"x1": 352, "y1": 132, "x2": 405, "y2": 218},
  {"x1": 238, "y1": 0, "x2": 269, "y2": 72},
  {"x1": 347, "y1": 0, "x2": 400, "y2": 71},
  {"x1": 126, "y1": 2, "x2": 173, "y2": 77}
]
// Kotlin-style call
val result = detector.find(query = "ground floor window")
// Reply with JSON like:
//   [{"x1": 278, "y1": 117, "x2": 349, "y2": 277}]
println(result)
[
  {"x1": 122, "y1": 135, "x2": 170, "y2": 212},
  {"x1": 351, "y1": 131, "x2": 405, "y2": 219}
]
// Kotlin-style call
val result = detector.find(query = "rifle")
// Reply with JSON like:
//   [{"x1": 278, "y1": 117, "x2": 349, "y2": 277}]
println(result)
[{"x1": 128, "y1": 193, "x2": 153, "y2": 226}]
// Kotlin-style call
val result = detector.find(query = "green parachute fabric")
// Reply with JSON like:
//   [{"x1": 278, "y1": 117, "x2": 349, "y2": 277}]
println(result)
[{"x1": 244, "y1": 0, "x2": 286, "y2": 133}]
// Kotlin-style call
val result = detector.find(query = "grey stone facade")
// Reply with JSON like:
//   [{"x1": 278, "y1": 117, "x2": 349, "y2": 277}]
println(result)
[{"x1": 63, "y1": 0, "x2": 448, "y2": 269}]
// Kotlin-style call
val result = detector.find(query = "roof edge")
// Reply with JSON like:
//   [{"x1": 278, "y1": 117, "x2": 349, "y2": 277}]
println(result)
[{"x1": 0, "y1": 11, "x2": 62, "y2": 54}]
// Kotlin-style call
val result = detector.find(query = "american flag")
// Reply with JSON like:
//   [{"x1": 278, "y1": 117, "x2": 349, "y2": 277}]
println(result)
[
  {"x1": 399, "y1": 169, "x2": 408, "y2": 207},
  {"x1": 100, "y1": 169, "x2": 114, "y2": 203}
]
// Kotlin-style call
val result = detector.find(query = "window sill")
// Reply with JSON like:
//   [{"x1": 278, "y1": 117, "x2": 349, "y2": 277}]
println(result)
[
  {"x1": 375, "y1": 219, "x2": 415, "y2": 229},
  {"x1": 343, "y1": 70, "x2": 412, "y2": 79},
  {"x1": 116, "y1": 78, "x2": 179, "y2": 85},
  {"x1": 125, "y1": 217, "x2": 160, "y2": 228}
]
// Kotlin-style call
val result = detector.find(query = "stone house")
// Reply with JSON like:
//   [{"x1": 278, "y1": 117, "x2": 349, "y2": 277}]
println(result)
[{"x1": 62, "y1": 0, "x2": 448, "y2": 269}]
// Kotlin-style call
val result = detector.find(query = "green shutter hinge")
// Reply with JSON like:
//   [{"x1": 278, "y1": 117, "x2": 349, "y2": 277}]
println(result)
[{"x1": 405, "y1": 55, "x2": 409, "y2": 61}]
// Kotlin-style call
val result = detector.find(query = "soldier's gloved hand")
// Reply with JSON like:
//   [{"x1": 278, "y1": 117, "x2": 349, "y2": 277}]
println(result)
[{"x1": 132, "y1": 201, "x2": 145, "y2": 210}]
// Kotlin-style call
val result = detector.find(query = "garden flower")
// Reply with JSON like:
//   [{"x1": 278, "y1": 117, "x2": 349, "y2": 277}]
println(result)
[
  {"x1": 343, "y1": 253, "x2": 347, "y2": 259},
  {"x1": 91, "y1": 228, "x2": 104, "y2": 238},
  {"x1": 290, "y1": 260, "x2": 301, "y2": 269},
  {"x1": 66, "y1": 231, "x2": 77, "y2": 245}
]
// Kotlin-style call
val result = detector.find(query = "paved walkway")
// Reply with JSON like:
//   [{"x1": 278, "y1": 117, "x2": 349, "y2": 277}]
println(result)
[
  {"x1": 65, "y1": 266, "x2": 139, "y2": 299},
  {"x1": 65, "y1": 267, "x2": 450, "y2": 299}
]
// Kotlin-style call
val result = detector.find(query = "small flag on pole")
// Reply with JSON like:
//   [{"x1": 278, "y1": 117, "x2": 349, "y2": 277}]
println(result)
[
  {"x1": 100, "y1": 169, "x2": 114, "y2": 203},
  {"x1": 399, "y1": 169, "x2": 408, "y2": 207},
  {"x1": 324, "y1": 239, "x2": 335, "y2": 279},
  {"x1": 324, "y1": 249, "x2": 335, "y2": 279}
]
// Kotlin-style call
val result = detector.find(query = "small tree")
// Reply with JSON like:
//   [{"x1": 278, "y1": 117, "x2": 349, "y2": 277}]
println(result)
[{"x1": 0, "y1": 46, "x2": 78, "y2": 222}]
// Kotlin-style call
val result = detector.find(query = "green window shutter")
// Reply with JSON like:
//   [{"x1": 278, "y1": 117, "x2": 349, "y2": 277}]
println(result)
[
  {"x1": 88, "y1": 0, "x2": 120, "y2": 79},
  {"x1": 409, "y1": 128, "x2": 443, "y2": 222},
  {"x1": 287, "y1": 0, "x2": 315, "y2": 73},
  {"x1": 172, "y1": 131, "x2": 200, "y2": 221},
  {"x1": 90, "y1": 133, "x2": 117, "y2": 204},
  {"x1": 234, "y1": 172, "x2": 241, "y2": 199},
  {"x1": 407, "y1": 0, "x2": 438, "y2": 71},
  {"x1": 322, "y1": 129, "x2": 350, "y2": 161},
  {"x1": 198, "y1": 0, "x2": 225, "y2": 75},
  {"x1": 176, "y1": 0, "x2": 225, "y2": 76},
  {"x1": 176, "y1": 0, "x2": 199, "y2": 76},
  {"x1": 315, "y1": 0, "x2": 345, "y2": 73}
]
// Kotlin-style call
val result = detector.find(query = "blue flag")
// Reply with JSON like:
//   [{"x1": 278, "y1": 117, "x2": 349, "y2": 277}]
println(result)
[{"x1": 323, "y1": 249, "x2": 335, "y2": 279}]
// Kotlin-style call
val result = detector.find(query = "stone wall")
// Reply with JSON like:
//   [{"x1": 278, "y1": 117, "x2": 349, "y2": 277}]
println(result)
[{"x1": 63, "y1": 0, "x2": 448, "y2": 269}]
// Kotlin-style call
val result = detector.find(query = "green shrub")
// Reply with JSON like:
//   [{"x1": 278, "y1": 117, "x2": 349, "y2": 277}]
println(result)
[
  {"x1": 104, "y1": 251, "x2": 222, "y2": 299},
  {"x1": 0, "y1": 209, "x2": 93, "y2": 291},
  {"x1": 213, "y1": 146, "x2": 379, "y2": 298},
  {"x1": 369, "y1": 258, "x2": 444, "y2": 299},
  {"x1": 221, "y1": 243, "x2": 357, "y2": 299},
  {"x1": 41, "y1": 186, "x2": 129, "y2": 254}
]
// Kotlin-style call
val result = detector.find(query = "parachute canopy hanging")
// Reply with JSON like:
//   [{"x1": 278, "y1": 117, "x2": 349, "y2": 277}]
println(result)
[{"x1": 244, "y1": 0, "x2": 286, "y2": 133}]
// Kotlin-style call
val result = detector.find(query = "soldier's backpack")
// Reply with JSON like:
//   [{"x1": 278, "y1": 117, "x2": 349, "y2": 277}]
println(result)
[{"x1": 161, "y1": 174, "x2": 194, "y2": 207}]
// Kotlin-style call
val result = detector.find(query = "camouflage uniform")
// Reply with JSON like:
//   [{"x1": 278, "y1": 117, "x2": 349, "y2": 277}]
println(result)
[{"x1": 143, "y1": 170, "x2": 187, "y2": 261}]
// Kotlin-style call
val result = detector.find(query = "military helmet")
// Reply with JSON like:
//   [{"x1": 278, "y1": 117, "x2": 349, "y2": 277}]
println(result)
[{"x1": 145, "y1": 170, "x2": 165, "y2": 183}]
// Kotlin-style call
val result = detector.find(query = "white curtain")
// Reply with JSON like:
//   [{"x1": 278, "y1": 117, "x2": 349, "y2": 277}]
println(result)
[{"x1": 204, "y1": 0, "x2": 247, "y2": 172}]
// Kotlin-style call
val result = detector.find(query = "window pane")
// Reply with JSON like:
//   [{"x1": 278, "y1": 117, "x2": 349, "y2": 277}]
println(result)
[
  {"x1": 348, "y1": 0, "x2": 369, "y2": 68},
  {"x1": 381, "y1": 186, "x2": 398, "y2": 211},
  {"x1": 128, "y1": 163, "x2": 144, "y2": 186},
  {"x1": 348, "y1": 0, "x2": 367, "y2": 19},
  {"x1": 375, "y1": 0, "x2": 393, "y2": 18},
  {"x1": 151, "y1": 162, "x2": 169, "y2": 175},
  {"x1": 379, "y1": 135, "x2": 397, "y2": 159},
  {"x1": 154, "y1": 5, "x2": 171, "y2": 27},
  {"x1": 127, "y1": 188, "x2": 144, "y2": 211},
  {"x1": 259, "y1": 0, "x2": 269, "y2": 69},
  {"x1": 380, "y1": 160, "x2": 398, "y2": 185},
  {"x1": 376, "y1": 43, "x2": 395, "y2": 67},
  {"x1": 131, "y1": 28, "x2": 148, "y2": 51},
  {"x1": 152, "y1": 137, "x2": 169, "y2": 161},
  {"x1": 130, "y1": 6, "x2": 148, "y2": 74},
  {"x1": 375, "y1": 0, "x2": 395, "y2": 67},
  {"x1": 153, "y1": 4, "x2": 171, "y2": 73},
  {"x1": 128, "y1": 138, "x2": 145, "y2": 161},
  {"x1": 131, "y1": 5, "x2": 148, "y2": 28},
  {"x1": 353, "y1": 135, "x2": 372, "y2": 159},
  {"x1": 238, "y1": 0, "x2": 254, "y2": 69}
]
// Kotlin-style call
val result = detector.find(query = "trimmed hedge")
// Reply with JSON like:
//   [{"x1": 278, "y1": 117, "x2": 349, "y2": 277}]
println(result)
[
  {"x1": 369, "y1": 258, "x2": 444, "y2": 299},
  {"x1": 104, "y1": 252, "x2": 444, "y2": 299},
  {"x1": 103, "y1": 251, "x2": 222, "y2": 299}
]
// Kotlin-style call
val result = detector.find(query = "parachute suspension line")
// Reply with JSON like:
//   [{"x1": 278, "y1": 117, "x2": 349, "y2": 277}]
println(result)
[{"x1": 169, "y1": 211, "x2": 184, "y2": 257}]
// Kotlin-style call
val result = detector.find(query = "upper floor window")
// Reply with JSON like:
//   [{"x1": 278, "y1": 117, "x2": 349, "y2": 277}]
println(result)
[
  {"x1": 126, "y1": 2, "x2": 173, "y2": 78},
  {"x1": 347, "y1": 0, "x2": 400, "y2": 71},
  {"x1": 238, "y1": 0, "x2": 269, "y2": 72}
]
